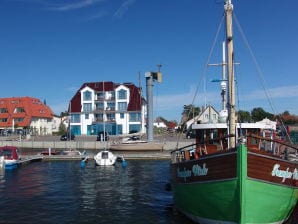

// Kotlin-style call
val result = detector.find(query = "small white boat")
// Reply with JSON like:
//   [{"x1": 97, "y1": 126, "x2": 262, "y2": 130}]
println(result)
[
  {"x1": 110, "y1": 135, "x2": 164, "y2": 151},
  {"x1": 62, "y1": 149, "x2": 85, "y2": 156},
  {"x1": 0, "y1": 146, "x2": 19, "y2": 169},
  {"x1": 94, "y1": 150, "x2": 117, "y2": 166}
]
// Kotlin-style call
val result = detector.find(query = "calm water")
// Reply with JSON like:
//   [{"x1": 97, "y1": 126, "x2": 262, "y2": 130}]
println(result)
[{"x1": 0, "y1": 160, "x2": 193, "y2": 224}]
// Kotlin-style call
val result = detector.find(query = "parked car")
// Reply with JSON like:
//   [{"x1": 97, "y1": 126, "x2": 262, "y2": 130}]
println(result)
[
  {"x1": 129, "y1": 135, "x2": 140, "y2": 141},
  {"x1": 60, "y1": 134, "x2": 75, "y2": 141},
  {"x1": 97, "y1": 131, "x2": 109, "y2": 141}
]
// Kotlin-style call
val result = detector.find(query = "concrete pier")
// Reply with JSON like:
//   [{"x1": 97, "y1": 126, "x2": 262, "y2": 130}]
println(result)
[{"x1": 0, "y1": 139, "x2": 192, "y2": 151}]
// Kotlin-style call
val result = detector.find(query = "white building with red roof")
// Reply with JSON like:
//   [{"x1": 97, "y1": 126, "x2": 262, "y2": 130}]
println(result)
[
  {"x1": 0, "y1": 97, "x2": 54, "y2": 135},
  {"x1": 69, "y1": 81, "x2": 146, "y2": 136}
]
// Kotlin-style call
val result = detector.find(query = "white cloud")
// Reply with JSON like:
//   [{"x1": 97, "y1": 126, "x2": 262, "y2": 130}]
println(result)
[
  {"x1": 47, "y1": 0, "x2": 105, "y2": 11},
  {"x1": 113, "y1": 0, "x2": 135, "y2": 18},
  {"x1": 241, "y1": 85, "x2": 298, "y2": 101},
  {"x1": 84, "y1": 11, "x2": 108, "y2": 20},
  {"x1": 152, "y1": 84, "x2": 298, "y2": 121}
]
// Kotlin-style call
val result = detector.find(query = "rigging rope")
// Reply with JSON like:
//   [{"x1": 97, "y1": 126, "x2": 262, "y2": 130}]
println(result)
[
  {"x1": 234, "y1": 13, "x2": 293, "y2": 143},
  {"x1": 175, "y1": 13, "x2": 226, "y2": 148}
]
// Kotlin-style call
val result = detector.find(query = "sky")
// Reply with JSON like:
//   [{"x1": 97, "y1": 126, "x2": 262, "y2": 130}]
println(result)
[{"x1": 0, "y1": 0, "x2": 298, "y2": 122}]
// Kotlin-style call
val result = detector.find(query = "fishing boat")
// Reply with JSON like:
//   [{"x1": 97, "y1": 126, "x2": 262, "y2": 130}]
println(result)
[
  {"x1": 170, "y1": 1, "x2": 298, "y2": 223},
  {"x1": 94, "y1": 150, "x2": 117, "y2": 166},
  {"x1": 0, "y1": 146, "x2": 20, "y2": 169}
]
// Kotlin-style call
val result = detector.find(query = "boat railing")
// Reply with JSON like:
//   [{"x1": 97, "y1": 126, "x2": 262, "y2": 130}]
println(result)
[
  {"x1": 246, "y1": 134, "x2": 298, "y2": 161},
  {"x1": 171, "y1": 134, "x2": 298, "y2": 163},
  {"x1": 170, "y1": 143, "x2": 197, "y2": 163},
  {"x1": 170, "y1": 134, "x2": 235, "y2": 163}
]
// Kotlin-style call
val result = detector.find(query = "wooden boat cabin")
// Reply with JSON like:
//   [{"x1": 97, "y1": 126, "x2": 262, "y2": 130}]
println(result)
[{"x1": 172, "y1": 119, "x2": 293, "y2": 162}]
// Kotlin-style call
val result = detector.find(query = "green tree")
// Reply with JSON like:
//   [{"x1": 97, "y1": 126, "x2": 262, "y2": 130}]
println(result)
[
  {"x1": 182, "y1": 104, "x2": 200, "y2": 120},
  {"x1": 251, "y1": 107, "x2": 274, "y2": 121},
  {"x1": 58, "y1": 122, "x2": 67, "y2": 135},
  {"x1": 60, "y1": 111, "x2": 69, "y2": 117},
  {"x1": 237, "y1": 110, "x2": 251, "y2": 122},
  {"x1": 180, "y1": 104, "x2": 201, "y2": 132}
]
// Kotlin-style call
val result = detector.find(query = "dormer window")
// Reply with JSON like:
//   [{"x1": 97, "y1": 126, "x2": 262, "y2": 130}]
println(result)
[
  {"x1": 0, "y1": 108, "x2": 8, "y2": 113},
  {"x1": 14, "y1": 107, "x2": 25, "y2": 113},
  {"x1": 117, "y1": 89, "x2": 127, "y2": 100},
  {"x1": 83, "y1": 91, "x2": 92, "y2": 101}
]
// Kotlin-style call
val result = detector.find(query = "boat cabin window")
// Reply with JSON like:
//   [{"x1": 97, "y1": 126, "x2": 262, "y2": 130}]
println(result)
[
  {"x1": 0, "y1": 149, "x2": 12, "y2": 157},
  {"x1": 102, "y1": 152, "x2": 109, "y2": 159},
  {"x1": 197, "y1": 129, "x2": 222, "y2": 144}
]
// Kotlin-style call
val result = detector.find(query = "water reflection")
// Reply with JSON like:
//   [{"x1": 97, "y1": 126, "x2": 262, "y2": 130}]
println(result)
[{"x1": 0, "y1": 160, "x2": 193, "y2": 224}]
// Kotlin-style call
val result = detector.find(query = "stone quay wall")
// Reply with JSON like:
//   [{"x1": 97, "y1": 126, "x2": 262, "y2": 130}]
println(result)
[{"x1": 0, "y1": 139, "x2": 192, "y2": 151}]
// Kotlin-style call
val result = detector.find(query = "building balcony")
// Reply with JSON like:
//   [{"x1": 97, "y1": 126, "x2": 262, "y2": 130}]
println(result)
[
  {"x1": 93, "y1": 108, "x2": 116, "y2": 113},
  {"x1": 95, "y1": 97, "x2": 115, "y2": 101},
  {"x1": 93, "y1": 118, "x2": 116, "y2": 123}
]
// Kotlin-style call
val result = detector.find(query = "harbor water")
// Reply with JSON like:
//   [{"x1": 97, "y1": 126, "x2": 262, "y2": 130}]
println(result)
[{"x1": 0, "y1": 159, "x2": 193, "y2": 224}]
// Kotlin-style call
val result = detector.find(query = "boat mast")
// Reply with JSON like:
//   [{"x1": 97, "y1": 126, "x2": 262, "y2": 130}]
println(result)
[
  {"x1": 221, "y1": 41, "x2": 227, "y2": 111},
  {"x1": 103, "y1": 81, "x2": 106, "y2": 145},
  {"x1": 225, "y1": 0, "x2": 236, "y2": 148}
]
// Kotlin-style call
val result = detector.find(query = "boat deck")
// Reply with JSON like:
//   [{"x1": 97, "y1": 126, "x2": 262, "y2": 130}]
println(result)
[{"x1": 18, "y1": 155, "x2": 43, "y2": 166}]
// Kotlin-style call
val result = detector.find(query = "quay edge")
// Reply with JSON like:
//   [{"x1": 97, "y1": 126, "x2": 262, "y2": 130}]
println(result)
[{"x1": 0, "y1": 140, "x2": 192, "y2": 151}]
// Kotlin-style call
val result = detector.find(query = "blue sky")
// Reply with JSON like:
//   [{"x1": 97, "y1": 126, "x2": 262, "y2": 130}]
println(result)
[{"x1": 0, "y1": 0, "x2": 297, "y2": 122}]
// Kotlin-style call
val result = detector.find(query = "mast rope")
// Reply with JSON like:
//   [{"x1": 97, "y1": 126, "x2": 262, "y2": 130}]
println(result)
[
  {"x1": 175, "y1": 13, "x2": 225, "y2": 148},
  {"x1": 234, "y1": 13, "x2": 292, "y2": 143}
]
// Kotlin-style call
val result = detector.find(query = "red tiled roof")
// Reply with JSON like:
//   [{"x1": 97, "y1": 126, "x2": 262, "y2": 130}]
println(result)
[{"x1": 0, "y1": 97, "x2": 53, "y2": 128}]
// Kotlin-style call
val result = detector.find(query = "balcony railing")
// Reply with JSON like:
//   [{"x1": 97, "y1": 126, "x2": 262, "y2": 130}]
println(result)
[
  {"x1": 93, "y1": 108, "x2": 116, "y2": 113},
  {"x1": 95, "y1": 97, "x2": 115, "y2": 101},
  {"x1": 93, "y1": 118, "x2": 116, "y2": 123}
]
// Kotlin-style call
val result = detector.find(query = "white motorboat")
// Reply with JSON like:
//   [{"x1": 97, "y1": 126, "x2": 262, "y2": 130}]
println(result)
[
  {"x1": 0, "y1": 146, "x2": 19, "y2": 169},
  {"x1": 110, "y1": 135, "x2": 164, "y2": 151},
  {"x1": 94, "y1": 150, "x2": 117, "y2": 166},
  {"x1": 62, "y1": 149, "x2": 85, "y2": 156}
]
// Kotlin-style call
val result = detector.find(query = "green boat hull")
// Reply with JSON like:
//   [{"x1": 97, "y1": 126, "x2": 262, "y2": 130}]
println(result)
[
  {"x1": 172, "y1": 144, "x2": 298, "y2": 223},
  {"x1": 173, "y1": 179, "x2": 297, "y2": 223}
]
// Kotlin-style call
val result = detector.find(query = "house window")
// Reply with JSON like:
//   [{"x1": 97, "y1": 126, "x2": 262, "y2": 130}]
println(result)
[
  {"x1": 212, "y1": 114, "x2": 217, "y2": 120},
  {"x1": 117, "y1": 89, "x2": 127, "y2": 100},
  {"x1": 95, "y1": 114, "x2": 103, "y2": 121},
  {"x1": 97, "y1": 92, "x2": 104, "y2": 100},
  {"x1": 106, "y1": 102, "x2": 115, "y2": 111},
  {"x1": 106, "y1": 113, "x2": 115, "y2": 121},
  {"x1": 118, "y1": 102, "x2": 127, "y2": 111},
  {"x1": 15, "y1": 118, "x2": 24, "y2": 122},
  {"x1": 0, "y1": 118, "x2": 7, "y2": 122},
  {"x1": 129, "y1": 112, "x2": 141, "y2": 122},
  {"x1": 83, "y1": 91, "x2": 92, "y2": 101},
  {"x1": 83, "y1": 103, "x2": 92, "y2": 112},
  {"x1": 14, "y1": 107, "x2": 25, "y2": 113},
  {"x1": 85, "y1": 114, "x2": 89, "y2": 119},
  {"x1": 71, "y1": 114, "x2": 80, "y2": 123},
  {"x1": 96, "y1": 102, "x2": 104, "y2": 110},
  {"x1": 0, "y1": 108, "x2": 8, "y2": 113},
  {"x1": 129, "y1": 124, "x2": 141, "y2": 133},
  {"x1": 120, "y1": 113, "x2": 124, "y2": 119}
]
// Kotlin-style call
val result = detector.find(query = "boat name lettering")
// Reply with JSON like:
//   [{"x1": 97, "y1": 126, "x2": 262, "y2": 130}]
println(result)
[
  {"x1": 192, "y1": 163, "x2": 208, "y2": 176},
  {"x1": 177, "y1": 168, "x2": 192, "y2": 181},
  {"x1": 177, "y1": 163, "x2": 208, "y2": 180},
  {"x1": 271, "y1": 164, "x2": 298, "y2": 182}
]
